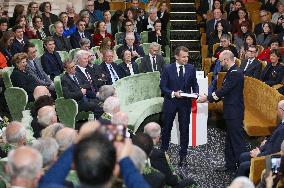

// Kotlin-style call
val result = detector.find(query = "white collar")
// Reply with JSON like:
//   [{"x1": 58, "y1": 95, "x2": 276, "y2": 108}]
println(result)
[
  {"x1": 77, "y1": 65, "x2": 86, "y2": 72},
  {"x1": 175, "y1": 62, "x2": 184, "y2": 69}
]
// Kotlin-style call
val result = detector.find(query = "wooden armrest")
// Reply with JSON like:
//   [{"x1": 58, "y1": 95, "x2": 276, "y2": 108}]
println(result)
[{"x1": 272, "y1": 84, "x2": 283, "y2": 90}]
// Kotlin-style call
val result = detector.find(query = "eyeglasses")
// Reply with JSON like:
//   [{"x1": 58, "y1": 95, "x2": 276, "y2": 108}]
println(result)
[
  {"x1": 260, "y1": 14, "x2": 267, "y2": 17},
  {"x1": 248, "y1": 50, "x2": 257, "y2": 53},
  {"x1": 31, "y1": 6, "x2": 38, "y2": 9},
  {"x1": 125, "y1": 24, "x2": 133, "y2": 27}
]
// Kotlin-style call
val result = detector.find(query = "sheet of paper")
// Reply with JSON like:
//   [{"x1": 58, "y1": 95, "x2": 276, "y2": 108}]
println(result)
[{"x1": 180, "y1": 93, "x2": 198, "y2": 98}]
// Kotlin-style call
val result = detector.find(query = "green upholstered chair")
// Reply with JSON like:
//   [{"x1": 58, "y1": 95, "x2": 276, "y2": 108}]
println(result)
[
  {"x1": 115, "y1": 32, "x2": 123, "y2": 45},
  {"x1": 2, "y1": 67, "x2": 14, "y2": 88},
  {"x1": 135, "y1": 57, "x2": 143, "y2": 72},
  {"x1": 91, "y1": 46, "x2": 100, "y2": 54},
  {"x1": 165, "y1": 45, "x2": 170, "y2": 58},
  {"x1": 140, "y1": 43, "x2": 161, "y2": 56},
  {"x1": 49, "y1": 24, "x2": 55, "y2": 36},
  {"x1": 113, "y1": 72, "x2": 163, "y2": 132},
  {"x1": 54, "y1": 76, "x2": 63, "y2": 98},
  {"x1": 69, "y1": 48, "x2": 80, "y2": 60},
  {"x1": 29, "y1": 39, "x2": 44, "y2": 57},
  {"x1": 57, "y1": 51, "x2": 69, "y2": 62},
  {"x1": 91, "y1": 58, "x2": 102, "y2": 65},
  {"x1": 164, "y1": 57, "x2": 170, "y2": 64},
  {"x1": 114, "y1": 59, "x2": 123, "y2": 64},
  {"x1": 4, "y1": 87, "x2": 28, "y2": 121},
  {"x1": 114, "y1": 44, "x2": 123, "y2": 52},
  {"x1": 140, "y1": 31, "x2": 149, "y2": 43}
]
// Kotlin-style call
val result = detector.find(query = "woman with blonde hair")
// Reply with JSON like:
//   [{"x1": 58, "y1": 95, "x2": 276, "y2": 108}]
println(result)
[{"x1": 96, "y1": 37, "x2": 118, "y2": 60}]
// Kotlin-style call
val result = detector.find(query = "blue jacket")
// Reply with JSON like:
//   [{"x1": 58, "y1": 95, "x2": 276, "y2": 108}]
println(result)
[{"x1": 41, "y1": 51, "x2": 64, "y2": 80}]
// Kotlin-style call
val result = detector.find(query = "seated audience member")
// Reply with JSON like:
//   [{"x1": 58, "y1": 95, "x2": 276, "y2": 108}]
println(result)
[
  {"x1": 231, "y1": 8, "x2": 252, "y2": 35},
  {"x1": 33, "y1": 86, "x2": 51, "y2": 101},
  {"x1": 24, "y1": 43, "x2": 54, "y2": 91},
  {"x1": 7, "y1": 146, "x2": 43, "y2": 188},
  {"x1": 4, "y1": 121, "x2": 26, "y2": 148},
  {"x1": 228, "y1": 177, "x2": 255, "y2": 188},
  {"x1": 138, "y1": 7, "x2": 158, "y2": 33},
  {"x1": 100, "y1": 50, "x2": 123, "y2": 84},
  {"x1": 32, "y1": 137, "x2": 59, "y2": 170},
  {"x1": 0, "y1": 50, "x2": 7, "y2": 69},
  {"x1": 39, "y1": 1, "x2": 59, "y2": 28},
  {"x1": 277, "y1": 19, "x2": 284, "y2": 44},
  {"x1": 132, "y1": 132, "x2": 166, "y2": 188},
  {"x1": 32, "y1": 16, "x2": 51, "y2": 40},
  {"x1": 260, "y1": 49, "x2": 284, "y2": 86},
  {"x1": 61, "y1": 58, "x2": 103, "y2": 118},
  {"x1": 239, "y1": 45, "x2": 262, "y2": 79},
  {"x1": 146, "y1": 0, "x2": 160, "y2": 12},
  {"x1": 254, "y1": 10, "x2": 276, "y2": 35},
  {"x1": 256, "y1": 22, "x2": 274, "y2": 49},
  {"x1": 271, "y1": 1, "x2": 284, "y2": 25},
  {"x1": 239, "y1": 33, "x2": 256, "y2": 60},
  {"x1": 111, "y1": 112, "x2": 134, "y2": 137},
  {"x1": 70, "y1": 19, "x2": 93, "y2": 49},
  {"x1": 94, "y1": 0, "x2": 110, "y2": 12},
  {"x1": 86, "y1": 0, "x2": 103, "y2": 25},
  {"x1": 66, "y1": 2, "x2": 79, "y2": 24},
  {"x1": 79, "y1": 10, "x2": 95, "y2": 34},
  {"x1": 10, "y1": 25, "x2": 29, "y2": 56},
  {"x1": 0, "y1": 31, "x2": 14, "y2": 67},
  {"x1": 110, "y1": 10, "x2": 125, "y2": 36},
  {"x1": 0, "y1": 18, "x2": 8, "y2": 39},
  {"x1": 117, "y1": 33, "x2": 145, "y2": 61},
  {"x1": 103, "y1": 10, "x2": 115, "y2": 36},
  {"x1": 117, "y1": 19, "x2": 140, "y2": 45},
  {"x1": 100, "y1": 96, "x2": 120, "y2": 124},
  {"x1": 234, "y1": 20, "x2": 252, "y2": 52},
  {"x1": 140, "y1": 42, "x2": 164, "y2": 73},
  {"x1": 10, "y1": 53, "x2": 40, "y2": 101},
  {"x1": 34, "y1": 106, "x2": 58, "y2": 138},
  {"x1": 148, "y1": 19, "x2": 168, "y2": 56},
  {"x1": 15, "y1": 15, "x2": 37, "y2": 39},
  {"x1": 55, "y1": 127, "x2": 77, "y2": 155},
  {"x1": 227, "y1": 0, "x2": 245, "y2": 25},
  {"x1": 41, "y1": 37, "x2": 64, "y2": 80},
  {"x1": 236, "y1": 100, "x2": 284, "y2": 177},
  {"x1": 96, "y1": 37, "x2": 118, "y2": 60},
  {"x1": 257, "y1": 38, "x2": 281, "y2": 62},
  {"x1": 79, "y1": 37, "x2": 92, "y2": 51},
  {"x1": 41, "y1": 123, "x2": 64, "y2": 138},
  {"x1": 59, "y1": 12, "x2": 76, "y2": 37},
  {"x1": 31, "y1": 95, "x2": 54, "y2": 118},
  {"x1": 129, "y1": 145, "x2": 147, "y2": 174},
  {"x1": 93, "y1": 21, "x2": 114, "y2": 46},
  {"x1": 118, "y1": 49, "x2": 139, "y2": 78},
  {"x1": 97, "y1": 85, "x2": 116, "y2": 103},
  {"x1": 123, "y1": 8, "x2": 139, "y2": 33},
  {"x1": 38, "y1": 129, "x2": 150, "y2": 188},
  {"x1": 52, "y1": 21, "x2": 72, "y2": 52},
  {"x1": 157, "y1": 1, "x2": 170, "y2": 31},
  {"x1": 144, "y1": 122, "x2": 197, "y2": 187},
  {"x1": 208, "y1": 20, "x2": 228, "y2": 57}
]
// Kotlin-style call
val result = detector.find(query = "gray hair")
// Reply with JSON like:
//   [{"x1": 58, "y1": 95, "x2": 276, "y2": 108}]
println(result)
[
  {"x1": 74, "y1": 50, "x2": 90, "y2": 63},
  {"x1": 148, "y1": 7, "x2": 157, "y2": 14},
  {"x1": 80, "y1": 10, "x2": 89, "y2": 18},
  {"x1": 220, "y1": 34, "x2": 231, "y2": 42},
  {"x1": 125, "y1": 33, "x2": 135, "y2": 40},
  {"x1": 129, "y1": 145, "x2": 147, "y2": 173},
  {"x1": 97, "y1": 85, "x2": 116, "y2": 102},
  {"x1": 103, "y1": 96, "x2": 120, "y2": 114},
  {"x1": 4, "y1": 121, "x2": 26, "y2": 145},
  {"x1": 41, "y1": 123, "x2": 65, "y2": 138},
  {"x1": 149, "y1": 42, "x2": 160, "y2": 50},
  {"x1": 37, "y1": 106, "x2": 57, "y2": 127},
  {"x1": 55, "y1": 128, "x2": 77, "y2": 154},
  {"x1": 229, "y1": 176, "x2": 255, "y2": 188},
  {"x1": 220, "y1": 50, "x2": 235, "y2": 62},
  {"x1": 32, "y1": 138, "x2": 59, "y2": 167},
  {"x1": 144, "y1": 122, "x2": 161, "y2": 139},
  {"x1": 7, "y1": 146, "x2": 43, "y2": 180},
  {"x1": 79, "y1": 38, "x2": 91, "y2": 47}
]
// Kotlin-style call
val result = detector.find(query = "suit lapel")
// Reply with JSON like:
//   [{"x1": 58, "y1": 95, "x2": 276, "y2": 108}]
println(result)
[{"x1": 184, "y1": 65, "x2": 190, "y2": 85}]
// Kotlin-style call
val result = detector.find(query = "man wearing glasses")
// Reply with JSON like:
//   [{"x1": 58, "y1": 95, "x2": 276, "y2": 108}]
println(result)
[
  {"x1": 239, "y1": 45, "x2": 262, "y2": 79},
  {"x1": 254, "y1": 10, "x2": 275, "y2": 35},
  {"x1": 86, "y1": 0, "x2": 103, "y2": 24}
]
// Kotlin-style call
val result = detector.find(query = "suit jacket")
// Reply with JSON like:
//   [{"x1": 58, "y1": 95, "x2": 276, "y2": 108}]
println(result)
[
  {"x1": 100, "y1": 62, "x2": 124, "y2": 84},
  {"x1": 70, "y1": 30, "x2": 93, "y2": 49},
  {"x1": 41, "y1": 51, "x2": 64, "y2": 80},
  {"x1": 239, "y1": 58, "x2": 262, "y2": 79},
  {"x1": 10, "y1": 68, "x2": 40, "y2": 101},
  {"x1": 61, "y1": 73, "x2": 84, "y2": 101},
  {"x1": 208, "y1": 64, "x2": 244, "y2": 119},
  {"x1": 160, "y1": 63, "x2": 199, "y2": 113},
  {"x1": 116, "y1": 44, "x2": 145, "y2": 61},
  {"x1": 256, "y1": 33, "x2": 274, "y2": 48},
  {"x1": 118, "y1": 61, "x2": 139, "y2": 78},
  {"x1": 254, "y1": 22, "x2": 276, "y2": 36},
  {"x1": 26, "y1": 58, "x2": 53, "y2": 86},
  {"x1": 10, "y1": 37, "x2": 29, "y2": 56},
  {"x1": 41, "y1": 13, "x2": 59, "y2": 29},
  {"x1": 260, "y1": 62, "x2": 284, "y2": 86},
  {"x1": 148, "y1": 31, "x2": 168, "y2": 55},
  {"x1": 157, "y1": 11, "x2": 170, "y2": 31},
  {"x1": 140, "y1": 54, "x2": 165, "y2": 73},
  {"x1": 53, "y1": 34, "x2": 72, "y2": 52},
  {"x1": 88, "y1": 64, "x2": 108, "y2": 88},
  {"x1": 259, "y1": 122, "x2": 284, "y2": 156}
]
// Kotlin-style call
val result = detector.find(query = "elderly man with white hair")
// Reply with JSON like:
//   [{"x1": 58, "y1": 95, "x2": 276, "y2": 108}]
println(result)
[
  {"x1": 33, "y1": 86, "x2": 51, "y2": 101},
  {"x1": 99, "y1": 96, "x2": 120, "y2": 125},
  {"x1": 139, "y1": 7, "x2": 158, "y2": 32},
  {"x1": 3, "y1": 121, "x2": 26, "y2": 151}
]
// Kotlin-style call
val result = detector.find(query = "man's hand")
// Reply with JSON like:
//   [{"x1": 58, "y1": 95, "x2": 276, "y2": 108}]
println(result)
[
  {"x1": 81, "y1": 88, "x2": 87, "y2": 95},
  {"x1": 174, "y1": 91, "x2": 182, "y2": 98},
  {"x1": 250, "y1": 147, "x2": 261, "y2": 158},
  {"x1": 132, "y1": 50, "x2": 139, "y2": 57},
  {"x1": 197, "y1": 94, "x2": 208, "y2": 103}
]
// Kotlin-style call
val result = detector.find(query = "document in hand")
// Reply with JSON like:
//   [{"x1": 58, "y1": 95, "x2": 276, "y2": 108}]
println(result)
[{"x1": 180, "y1": 93, "x2": 198, "y2": 98}]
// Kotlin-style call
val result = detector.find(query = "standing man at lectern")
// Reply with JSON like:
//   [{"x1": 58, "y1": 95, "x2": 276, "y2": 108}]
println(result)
[
  {"x1": 198, "y1": 50, "x2": 247, "y2": 172},
  {"x1": 160, "y1": 46, "x2": 199, "y2": 167}
]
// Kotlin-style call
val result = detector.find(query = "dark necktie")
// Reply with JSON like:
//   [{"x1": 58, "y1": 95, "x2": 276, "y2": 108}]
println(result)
[
  {"x1": 152, "y1": 56, "x2": 157, "y2": 71},
  {"x1": 110, "y1": 65, "x2": 119, "y2": 81},
  {"x1": 85, "y1": 70, "x2": 96, "y2": 92},
  {"x1": 21, "y1": 40, "x2": 25, "y2": 46},
  {"x1": 33, "y1": 60, "x2": 45, "y2": 80},
  {"x1": 244, "y1": 59, "x2": 252, "y2": 72},
  {"x1": 179, "y1": 66, "x2": 184, "y2": 81}
]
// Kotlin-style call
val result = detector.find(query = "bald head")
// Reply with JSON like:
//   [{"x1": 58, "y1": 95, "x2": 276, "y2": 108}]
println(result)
[
  {"x1": 111, "y1": 112, "x2": 128, "y2": 126},
  {"x1": 228, "y1": 176, "x2": 254, "y2": 188},
  {"x1": 7, "y1": 146, "x2": 43, "y2": 182},
  {"x1": 37, "y1": 106, "x2": 57, "y2": 127},
  {"x1": 33, "y1": 86, "x2": 51, "y2": 100},
  {"x1": 55, "y1": 127, "x2": 78, "y2": 154},
  {"x1": 144, "y1": 122, "x2": 161, "y2": 145},
  {"x1": 277, "y1": 100, "x2": 284, "y2": 119},
  {"x1": 219, "y1": 50, "x2": 235, "y2": 70},
  {"x1": 5, "y1": 121, "x2": 26, "y2": 146}
]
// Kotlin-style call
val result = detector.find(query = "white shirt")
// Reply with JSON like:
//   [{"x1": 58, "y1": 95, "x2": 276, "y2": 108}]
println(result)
[
  {"x1": 76, "y1": 65, "x2": 88, "y2": 78},
  {"x1": 126, "y1": 63, "x2": 135, "y2": 75},
  {"x1": 149, "y1": 54, "x2": 157, "y2": 71},
  {"x1": 175, "y1": 62, "x2": 185, "y2": 76},
  {"x1": 106, "y1": 63, "x2": 119, "y2": 83},
  {"x1": 147, "y1": 17, "x2": 157, "y2": 31},
  {"x1": 105, "y1": 22, "x2": 112, "y2": 34},
  {"x1": 244, "y1": 58, "x2": 255, "y2": 71}
]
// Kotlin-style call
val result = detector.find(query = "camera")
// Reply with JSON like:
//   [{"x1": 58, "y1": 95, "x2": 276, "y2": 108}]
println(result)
[
  {"x1": 266, "y1": 154, "x2": 282, "y2": 175},
  {"x1": 102, "y1": 124, "x2": 126, "y2": 142}
]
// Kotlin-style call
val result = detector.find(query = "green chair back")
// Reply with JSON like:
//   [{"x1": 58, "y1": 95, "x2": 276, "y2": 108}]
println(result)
[
  {"x1": 54, "y1": 75, "x2": 63, "y2": 98},
  {"x1": 69, "y1": 48, "x2": 80, "y2": 60},
  {"x1": 115, "y1": 32, "x2": 123, "y2": 45},
  {"x1": 114, "y1": 44, "x2": 123, "y2": 52},
  {"x1": 164, "y1": 57, "x2": 170, "y2": 64},
  {"x1": 135, "y1": 57, "x2": 143, "y2": 72},
  {"x1": 49, "y1": 24, "x2": 55, "y2": 36},
  {"x1": 140, "y1": 43, "x2": 161, "y2": 56},
  {"x1": 4, "y1": 87, "x2": 28, "y2": 121},
  {"x1": 57, "y1": 51, "x2": 69, "y2": 62},
  {"x1": 91, "y1": 46, "x2": 100, "y2": 54},
  {"x1": 55, "y1": 98, "x2": 78, "y2": 129},
  {"x1": 114, "y1": 59, "x2": 123, "y2": 64},
  {"x1": 91, "y1": 58, "x2": 102, "y2": 65},
  {"x1": 29, "y1": 39, "x2": 44, "y2": 57},
  {"x1": 165, "y1": 45, "x2": 170, "y2": 58},
  {"x1": 110, "y1": 10, "x2": 116, "y2": 16},
  {"x1": 113, "y1": 72, "x2": 161, "y2": 106},
  {"x1": 2, "y1": 67, "x2": 14, "y2": 88},
  {"x1": 140, "y1": 31, "x2": 149, "y2": 43}
]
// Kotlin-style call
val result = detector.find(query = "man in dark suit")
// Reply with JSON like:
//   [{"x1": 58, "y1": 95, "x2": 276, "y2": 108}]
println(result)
[
  {"x1": 140, "y1": 42, "x2": 165, "y2": 73},
  {"x1": 41, "y1": 37, "x2": 64, "y2": 80},
  {"x1": 100, "y1": 49, "x2": 124, "y2": 84},
  {"x1": 117, "y1": 33, "x2": 145, "y2": 61},
  {"x1": 160, "y1": 46, "x2": 199, "y2": 166},
  {"x1": 70, "y1": 19, "x2": 93, "y2": 49},
  {"x1": 239, "y1": 45, "x2": 262, "y2": 79},
  {"x1": 198, "y1": 50, "x2": 247, "y2": 172},
  {"x1": 24, "y1": 43, "x2": 54, "y2": 90},
  {"x1": 236, "y1": 100, "x2": 284, "y2": 177},
  {"x1": 206, "y1": 9, "x2": 230, "y2": 44},
  {"x1": 254, "y1": 10, "x2": 275, "y2": 35},
  {"x1": 144, "y1": 122, "x2": 196, "y2": 187},
  {"x1": 52, "y1": 21, "x2": 72, "y2": 52},
  {"x1": 61, "y1": 58, "x2": 103, "y2": 118},
  {"x1": 137, "y1": 7, "x2": 158, "y2": 33},
  {"x1": 10, "y1": 25, "x2": 29, "y2": 56}
]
